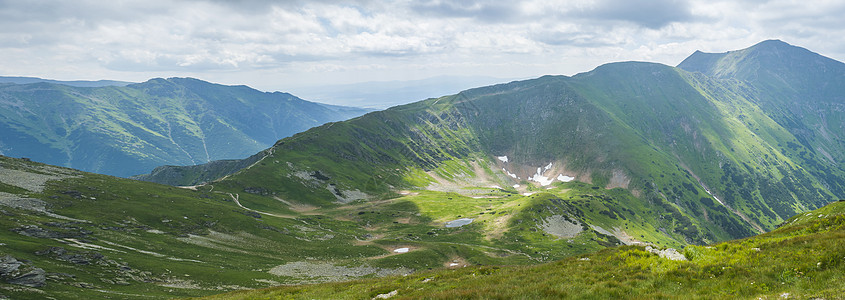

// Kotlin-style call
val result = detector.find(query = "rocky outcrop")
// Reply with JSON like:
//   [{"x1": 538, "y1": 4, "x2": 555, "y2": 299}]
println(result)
[
  {"x1": 645, "y1": 246, "x2": 687, "y2": 261},
  {"x1": 11, "y1": 224, "x2": 91, "y2": 239},
  {"x1": 0, "y1": 255, "x2": 46, "y2": 287},
  {"x1": 35, "y1": 247, "x2": 104, "y2": 265}
]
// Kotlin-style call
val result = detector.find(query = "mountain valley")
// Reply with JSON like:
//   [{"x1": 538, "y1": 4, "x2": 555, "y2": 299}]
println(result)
[{"x1": 1, "y1": 40, "x2": 844, "y2": 299}]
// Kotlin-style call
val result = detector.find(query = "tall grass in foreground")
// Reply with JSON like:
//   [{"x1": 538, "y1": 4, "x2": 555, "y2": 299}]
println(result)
[{"x1": 200, "y1": 203, "x2": 845, "y2": 299}]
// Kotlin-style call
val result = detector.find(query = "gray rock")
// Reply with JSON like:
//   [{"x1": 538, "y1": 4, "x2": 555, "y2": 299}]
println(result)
[
  {"x1": 6, "y1": 268, "x2": 46, "y2": 287},
  {"x1": 0, "y1": 255, "x2": 46, "y2": 287},
  {"x1": 645, "y1": 246, "x2": 687, "y2": 261},
  {"x1": 36, "y1": 246, "x2": 104, "y2": 265},
  {"x1": 12, "y1": 224, "x2": 90, "y2": 239},
  {"x1": 0, "y1": 255, "x2": 22, "y2": 275}
]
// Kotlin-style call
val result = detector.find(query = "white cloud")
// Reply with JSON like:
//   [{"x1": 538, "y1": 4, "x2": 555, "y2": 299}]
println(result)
[{"x1": 0, "y1": 0, "x2": 842, "y2": 92}]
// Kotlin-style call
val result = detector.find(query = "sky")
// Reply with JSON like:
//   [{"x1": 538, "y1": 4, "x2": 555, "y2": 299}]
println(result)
[{"x1": 1, "y1": 0, "x2": 844, "y2": 93}]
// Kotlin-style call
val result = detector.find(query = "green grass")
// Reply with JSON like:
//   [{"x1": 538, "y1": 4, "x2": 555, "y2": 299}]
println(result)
[
  {"x1": 198, "y1": 200, "x2": 845, "y2": 300},
  {"x1": 0, "y1": 155, "x2": 695, "y2": 299}
]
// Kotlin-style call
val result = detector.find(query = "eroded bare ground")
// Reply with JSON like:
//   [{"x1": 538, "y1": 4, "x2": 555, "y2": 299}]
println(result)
[
  {"x1": 0, "y1": 161, "x2": 80, "y2": 193},
  {"x1": 268, "y1": 261, "x2": 412, "y2": 284},
  {"x1": 540, "y1": 215, "x2": 582, "y2": 239},
  {"x1": 444, "y1": 256, "x2": 469, "y2": 268},
  {"x1": 425, "y1": 161, "x2": 508, "y2": 195},
  {"x1": 273, "y1": 196, "x2": 318, "y2": 213}
]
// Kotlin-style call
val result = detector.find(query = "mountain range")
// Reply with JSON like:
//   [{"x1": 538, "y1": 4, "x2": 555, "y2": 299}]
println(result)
[
  {"x1": 0, "y1": 78, "x2": 370, "y2": 177},
  {"x1": 165, "y1": 39, "x2": 844, "y2": 241},
  {"x1": 0, "y1": 76, "x2": 133, "y2": 88},
  {"x1": 1, "y1": 40, "x2": 844, "y2": 299}
]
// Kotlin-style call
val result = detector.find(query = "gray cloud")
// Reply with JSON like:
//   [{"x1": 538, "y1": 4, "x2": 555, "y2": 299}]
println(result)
[
  {"x1": 579, "y1": 0, "x2": 695, "y2": 29},
  {"x1": 409, "y1": 0, "x2": 522, "y2": 23},
  {"x1": 0, "y1": 0, "x2": 841, "y2": 91}
]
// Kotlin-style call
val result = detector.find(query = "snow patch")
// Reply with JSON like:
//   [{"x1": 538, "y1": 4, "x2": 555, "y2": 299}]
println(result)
[
  {"x1": 491, "y1": 185, "x2": 502, "y2": 189},
  {"x1": 497, "y1": 156, "x2": 509, "y2": 163},
  {"x1": 527, "y1": 162, "x2": 559, "y2": 186},
  {"x1": 557, "y1": 175, "x2": 575, "y2": 182},
  {"x1": 503, "y1": 168, "x2": 517, "y2": 179},
  {"x1": 522, "y1": 192, "x2": 535, "y2": 196},
  {"x1": 529, "y1": 174, "x2": 555, "y2": 186},
  {"x1": 512, "y1": 184, "x2": 520, "y2": 188},
  {"x1": 700, "y1": 185, "x2": 726, "y2": 206},
  {"x1": 393, "y1": 248, "x2": 409, "y2": 253}
]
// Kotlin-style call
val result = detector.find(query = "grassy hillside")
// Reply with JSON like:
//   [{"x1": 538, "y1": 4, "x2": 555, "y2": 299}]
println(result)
[
  {"x1": 212, "y1": 54, "x2": 839, "y2": 248},
  {"x1": 678, "y1": 40, "x2": 845, "y2": 196},
  {"x1": 0, "y1": 154, "x2": 691, "y2": 299},
  {"x1": 0, "y1": 78, "x2": 370, "y2": 177},
  {"x1": 3, "y1": 40, "x2": 844, "y2": 299},
  {"x1": 2, "y1": 152, "x2": 842, "y2": 299},
  {"x1": 201, "y1": 199, "x2": 845, "y2": 299}
]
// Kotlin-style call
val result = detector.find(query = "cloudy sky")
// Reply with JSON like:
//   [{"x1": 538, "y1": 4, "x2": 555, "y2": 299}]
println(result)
[{"x1": 1, "y1": 0, "x2": 844, "y2": 92}]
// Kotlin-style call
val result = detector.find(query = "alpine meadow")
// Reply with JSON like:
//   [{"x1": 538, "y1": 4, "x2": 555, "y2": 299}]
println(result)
[{"x1": 1, "y1": 39, "x2": 845, "y2": 300}]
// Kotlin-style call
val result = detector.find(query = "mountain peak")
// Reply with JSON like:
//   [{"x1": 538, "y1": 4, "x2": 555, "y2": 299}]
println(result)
[
  {"x1": 753, "y1": 39, "x2": 790, "y2": 48},
  {"x1": 677, "y1": 40, "x2": 843, "y2": 79}
]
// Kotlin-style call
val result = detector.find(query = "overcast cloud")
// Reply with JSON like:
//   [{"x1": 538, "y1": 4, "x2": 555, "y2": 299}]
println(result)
[{"x1": 1, "y1": 0, "x2": 843, "y2": 92}]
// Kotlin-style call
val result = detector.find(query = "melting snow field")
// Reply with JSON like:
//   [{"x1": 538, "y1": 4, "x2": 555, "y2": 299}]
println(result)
[
  {"x1": 393, "y1": 248, "x2": 409, "y2": 253},
  {"x1": 496, "y1": 157, "x2": 576, "y2": 187},
  {"x1": 445, "y1": 218, "x2": 474, "y2": 228},
  {"x1": 526, "y1": 162, "x2": 574, "y2": 186}
]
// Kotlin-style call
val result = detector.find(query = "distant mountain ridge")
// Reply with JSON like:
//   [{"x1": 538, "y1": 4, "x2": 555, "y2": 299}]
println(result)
[
  {"x1": 0, "y1": 76, "x2": 133, "y2": 87},
  {"x1": 0, "y1": 77, "x2": 370, "y2": 177}
]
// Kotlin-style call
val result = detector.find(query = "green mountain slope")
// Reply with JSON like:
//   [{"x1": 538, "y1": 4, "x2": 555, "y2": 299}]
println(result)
[
  {"x1": 0, "y1": 78, "x2": 370, "y2": 177},
  {"x1": 678, "y1": 40, "x2": 845, "y2": 196},
  {"x1": 2, "y1": 40, "x2": 843, "y2": 299},
  {"x1": 203, "y1": 200, "x2": 845, "y2": 299},
  {"x1": 211, "y1": 41, "x2": 841, "y2": 247},
  {"x1": 0, "y1": 155, "x2": 404, "y2": 299}
]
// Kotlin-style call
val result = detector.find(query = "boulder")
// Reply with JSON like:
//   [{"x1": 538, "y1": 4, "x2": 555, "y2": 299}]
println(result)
[{"x1": 0, "y1": 255, "x2": 46, "y2": 287}]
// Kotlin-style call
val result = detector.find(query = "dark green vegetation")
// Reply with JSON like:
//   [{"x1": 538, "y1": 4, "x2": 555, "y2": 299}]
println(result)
[
  {"x1": 1, "y1": 40, "x2": 844, "y2": 299},
  {"x1": 0, "y1": 77, "x2": 370, "y2": 177},
  {"x1": 203, "y1": 200, "x2": 845, "y2": 299}
]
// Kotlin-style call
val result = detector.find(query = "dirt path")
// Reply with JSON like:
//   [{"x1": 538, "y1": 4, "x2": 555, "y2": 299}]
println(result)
[
  {"x1": 228, "y1": 193, "x2": 295, "y2": 218},
  {"x1": 273, "y1": 196, "x2": 319, "y2": 213}
]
